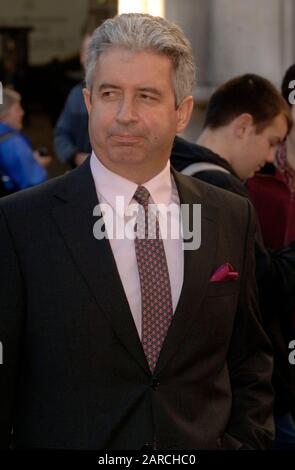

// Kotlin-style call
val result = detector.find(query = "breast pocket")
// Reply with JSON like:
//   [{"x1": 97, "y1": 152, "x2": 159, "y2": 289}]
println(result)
[{"x1": 205, "y1": 279, "x2": 240, "y2": 297}]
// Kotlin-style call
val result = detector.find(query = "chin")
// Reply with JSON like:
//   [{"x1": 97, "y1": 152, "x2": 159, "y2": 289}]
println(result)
[{"x1": 109, "y1": 148, "x2": 148, "y2": 164}]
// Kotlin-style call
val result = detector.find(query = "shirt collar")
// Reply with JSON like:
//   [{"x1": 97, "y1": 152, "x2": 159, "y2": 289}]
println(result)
[{"x1": 90, "y1": 152, "x2": 172, "y2": 217}]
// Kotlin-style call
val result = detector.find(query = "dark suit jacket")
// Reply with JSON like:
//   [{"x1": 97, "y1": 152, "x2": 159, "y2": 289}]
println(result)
[{"x1": 0, "y1": 158, "x2": 274, "y2": 449}]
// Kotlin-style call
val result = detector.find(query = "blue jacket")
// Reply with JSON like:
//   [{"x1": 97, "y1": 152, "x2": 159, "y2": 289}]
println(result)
[
  {"x1": 54, "y1": 82, "x2": 91, "y2": 165},
  {"x1": 0, "y1": 123, "x2": 48, "y2": 192}
]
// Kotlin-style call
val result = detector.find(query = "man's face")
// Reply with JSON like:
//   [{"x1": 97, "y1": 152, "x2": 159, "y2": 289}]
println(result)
[
  {"x1": 2, "y1": 101, "x2": 24, "y2": 130},
  {"x1": 236, "y1": 113, "x2": 288, "y2": 179},
  {"x1": 83, "y1": 47, "x2": 193, "y2": 183}
]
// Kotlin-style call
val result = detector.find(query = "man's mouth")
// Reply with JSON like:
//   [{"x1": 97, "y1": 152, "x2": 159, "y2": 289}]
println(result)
[{"x1": 111, "y1": 134, "x2": 143, "y2": 144}]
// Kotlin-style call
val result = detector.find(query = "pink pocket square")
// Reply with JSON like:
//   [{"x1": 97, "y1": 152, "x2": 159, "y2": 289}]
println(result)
[{"x1": 210, "y1": 263, "x2": 239, "y2": 282}]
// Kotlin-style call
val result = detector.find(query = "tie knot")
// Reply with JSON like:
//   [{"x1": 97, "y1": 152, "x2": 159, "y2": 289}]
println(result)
[{"x1": 133, "y1": 186, "x2": 150, "y2": 206}]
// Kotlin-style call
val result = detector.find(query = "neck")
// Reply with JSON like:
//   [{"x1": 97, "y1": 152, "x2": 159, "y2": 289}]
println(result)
[
  {"x1": 113, "y1": 165, "x2": 166, "y2": 185},
  {"x1": 286, "y1": 136, "x2": 295, "y2": 171},
  {"x1": 95, "y1": 156, "x2": 168, "y2": 185},
  {"x1": 197, "y1": 128, "x2": 233, "y2": 166}
]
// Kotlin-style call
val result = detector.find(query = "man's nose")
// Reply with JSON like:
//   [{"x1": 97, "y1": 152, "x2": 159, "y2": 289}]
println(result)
[{"x1": 116, "y1": 96, "x2": 138, "y2": 123}]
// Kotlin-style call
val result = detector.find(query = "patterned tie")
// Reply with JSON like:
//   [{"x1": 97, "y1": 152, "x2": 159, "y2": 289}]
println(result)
[{"x1": 133, "y1": 185, "x2": 173, "y2": 373}]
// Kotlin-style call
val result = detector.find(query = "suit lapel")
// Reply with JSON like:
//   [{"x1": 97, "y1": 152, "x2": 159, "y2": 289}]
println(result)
[
  {"x1": 155, "y1": 169, "x2": 218, "y2": 374},
  {"x1": 50, "y1": 159, "x2": 149, "y2": 374}
]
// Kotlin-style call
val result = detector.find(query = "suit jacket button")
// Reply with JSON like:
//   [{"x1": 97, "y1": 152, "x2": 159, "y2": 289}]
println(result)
[{"x1": 152, "y1": 378, "x2": 160, "y2": 391}]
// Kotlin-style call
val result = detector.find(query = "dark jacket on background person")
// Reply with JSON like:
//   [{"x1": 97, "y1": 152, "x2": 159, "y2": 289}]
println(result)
[
  {"x1": 171, "y1": 135, "x2": 295, "y2": 418},
  {"x1": 54, "y1": 82, "x2": 91, "y2": 167}
]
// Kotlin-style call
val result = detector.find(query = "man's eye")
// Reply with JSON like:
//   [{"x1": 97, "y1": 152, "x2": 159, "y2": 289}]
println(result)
[
  {"x1": 140, "y1": 94, "x2": 155, "y2": 101},
  {"x1": 102, "y1": 91, "x2": 116, "y2": 98}
]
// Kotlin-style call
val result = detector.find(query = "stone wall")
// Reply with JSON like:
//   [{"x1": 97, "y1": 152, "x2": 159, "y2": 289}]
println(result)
[{"x1": 164, "y1": 0, "x2": 295, "y2": 140}]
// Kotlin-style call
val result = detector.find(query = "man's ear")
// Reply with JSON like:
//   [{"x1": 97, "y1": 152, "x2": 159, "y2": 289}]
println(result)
[
  {"x1": 233, "y1": 113, "x2": 254, "y2": 138},
  {"x1": 83, "y1": 88, "x2": 91, "y2": 115},
  {"x1": 176, "y1": 96, "x2": 194, "y2": 133}
]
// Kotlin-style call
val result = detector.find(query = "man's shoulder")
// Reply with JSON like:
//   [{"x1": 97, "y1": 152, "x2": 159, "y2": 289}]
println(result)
[
  {"x1": 195, "y1": 169, "x2": 249, "y2": 198},
  {"x1": 174, "y1": 168, "x2": 249, "y2": 211},
  {"x1": 175, "y1": 171, "x2": 254, "y2": 243}
]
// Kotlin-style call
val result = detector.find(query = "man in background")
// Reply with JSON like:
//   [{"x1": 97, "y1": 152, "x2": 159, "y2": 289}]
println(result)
[{"x1": 54, "y1": 30, "x2": 92, "y2": 167}]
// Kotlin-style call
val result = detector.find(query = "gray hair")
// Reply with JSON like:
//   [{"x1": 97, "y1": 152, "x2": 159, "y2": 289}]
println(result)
[
  {"x1": 85, "y1": 13, "x2": 196, "y2": 107},
  {"x1": 0, "y1": 88, "x2": 21, "y2": 118}
]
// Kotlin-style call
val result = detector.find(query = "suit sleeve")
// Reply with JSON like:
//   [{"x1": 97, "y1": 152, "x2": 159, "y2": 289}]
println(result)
[
  {"x1": 226, "y1": 200, "x2": 275, "y2": 449},
  {"x1": 0, "y1": 206, "x2": 25, "y2": 448}
]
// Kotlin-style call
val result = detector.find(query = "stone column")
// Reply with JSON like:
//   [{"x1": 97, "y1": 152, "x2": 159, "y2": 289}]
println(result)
[
  {"x1": 164, "y1": 0, "x2": 210, "y2": 140},
  {"x1": 208, "y1": 0, "x2": 284, "y2": 86},
  {"x1": 164, "y1": 0, "x2": 209, "y2": 86},
  {"x1": 280, "y1": 0, "x2": 295, "y2": 78}
]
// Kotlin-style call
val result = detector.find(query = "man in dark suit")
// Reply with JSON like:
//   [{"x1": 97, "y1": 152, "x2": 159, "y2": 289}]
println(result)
[{"x1": 0, "y1": 13, "x2": 274, "y2": 450}]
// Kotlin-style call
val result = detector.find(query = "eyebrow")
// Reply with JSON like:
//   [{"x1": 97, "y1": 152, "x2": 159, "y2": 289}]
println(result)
[
  {"x1": 137, "y1": 87, "x2": 162, "y2": 97},
  {"x1": 97, "y1": 83, "x2": 162, "y2": 96},
  {"x1": 98, "y1": 83, "x2": 121, "y2": 92}
]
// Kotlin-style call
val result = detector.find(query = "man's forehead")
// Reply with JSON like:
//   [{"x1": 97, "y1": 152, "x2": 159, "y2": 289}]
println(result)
[
  {"x1": 92, "y1": 47, "x2": 174, "y2": 89},
  {"x1": 94, "y1": 46, "x2": 173, "y2": 70}
]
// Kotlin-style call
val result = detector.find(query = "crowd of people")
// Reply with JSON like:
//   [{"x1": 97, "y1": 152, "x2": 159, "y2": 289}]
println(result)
[{"x1": 0, "y1": 12, "x2": 295, "y2": 450}]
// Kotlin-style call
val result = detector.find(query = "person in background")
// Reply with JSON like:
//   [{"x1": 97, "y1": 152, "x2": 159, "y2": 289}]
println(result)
[
  {"x1": 247, "y1": 65, "x2": 295, "y2": 250},
  {"x1": 171, "y1": 74, "x2": 295, "y2": 449},
  {"x1": 53, "y1": 32, "x2": 92, "y2": 167},
  {"x1": 0, "y1": 88, "x2": 50, "y2": 194}
]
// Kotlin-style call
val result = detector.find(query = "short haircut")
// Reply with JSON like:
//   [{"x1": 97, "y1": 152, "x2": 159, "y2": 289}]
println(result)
[
  {"x1": 203, "y1": 74, "x2": 292, "y2": 133},
  {"x1": 0, "y1": 88, "x2": 21, "y2": 118},
  {"x1": 281, "y1": 64, "x2": 295, "y2": 106},
  {"x1": 85, "y1": 13, "x2": 196, "y2": 107}
]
